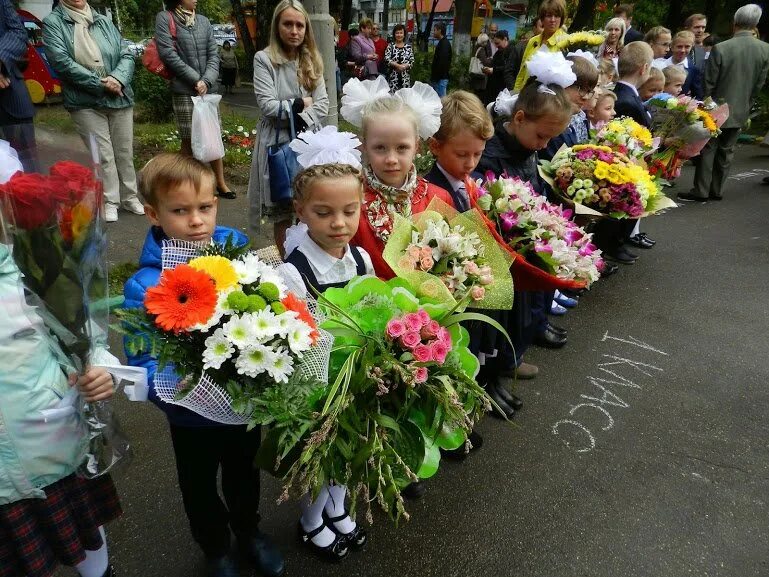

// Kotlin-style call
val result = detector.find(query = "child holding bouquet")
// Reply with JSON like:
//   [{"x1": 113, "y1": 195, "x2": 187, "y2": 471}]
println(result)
[
  {"x1": 282, "y1": 127, "x2": 373, "y2": 561},
  {"x1": 123, "y1": 154, "x2": 284, "y2": 577},
  {"x1": 339, "y1": 77, "x2": 454, "y2": 279},
  {"x1": 478, "y1": 51, "x2": 573, "y2": 393}
]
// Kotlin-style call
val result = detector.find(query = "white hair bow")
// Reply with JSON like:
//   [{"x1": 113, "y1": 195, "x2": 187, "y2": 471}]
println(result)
[
  {"x1": 526, "y1": 50, "x2": 577, "y2": 89},
  {"x1": 567, "y1": 49, "x2": 599, "y2": 69},
  {"x1": 289, "y1": 126, "x2": 362, "y2": 169},
  {"x1": 493, "y1": 88, "x2": 519, "y2": 117}
]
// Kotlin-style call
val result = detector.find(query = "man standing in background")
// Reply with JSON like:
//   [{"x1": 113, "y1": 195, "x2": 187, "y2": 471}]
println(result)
[
  {"x1": 0, "y1": 0, "x2": 37, "y2": 171},
  {"x1": 679, "y1": 4, "x2": 769, "y2": 202},
  {"x1": 430, "y1": 23, "x2": 452, "y2": 97},
  {"x1": 614, "y1": 4, "x2": 643, "y2": 43}
]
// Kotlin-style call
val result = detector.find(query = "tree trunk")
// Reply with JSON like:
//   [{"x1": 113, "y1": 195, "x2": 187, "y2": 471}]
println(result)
[
  {"x1": 453, "y1": 0, "x2": 473, "y2": 57},
  {"x1": 305, "y1": 0, "x2": 339, "y2": 125},
  {"x1": 420, "y1": 0, "x2": 440, "y2": 51},
  {"x1": 341, "y1": 0, "x2": 353, "y2": 29},
  {"x1": 255, "y1": 0, "x2": 282, "y2": 50},
  {"x1": 382, "y1": 0, "x2": 390, "y2": 35},
  {"x1": 570, "y1": 0, "x2": 598, "y2": 31},
  {"x1": 230, "y1": 0, "x2": 256, "y2": 64},
  {"x1": 665, "y1": 0, "x2": 684, "y2": 32}
]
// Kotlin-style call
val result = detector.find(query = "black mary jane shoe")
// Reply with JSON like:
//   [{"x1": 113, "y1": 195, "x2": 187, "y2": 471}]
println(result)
[
  {"x1": 486, "y1": 383, "x2": 516, "y2": 419},
  {"x1": 627, "y1": 234, "x2": 653, "y2": 249},
  {"x1": 324, "y1": 511, "x2": 368, "y2": 550},
  {"x1": 216, "y1": 187, "x2": 237, "y2": 199},
  {"x1": 637, "y1": 232, "x2": 656, "y2": 246},
  {"x1": 298, "y1": 521, "x2": 350, "y2": 561},
  {"x1": 493, "y1": 382, "x2": 524, "y2": 411}
]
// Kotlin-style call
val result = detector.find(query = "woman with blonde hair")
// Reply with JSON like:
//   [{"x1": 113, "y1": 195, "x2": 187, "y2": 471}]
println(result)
[
  {"x1": 598, "y1": 17, "x2": 626, "y2": 62},
  {"x1": 248, "y1": 0, "x2": 329, "y2": 249}
]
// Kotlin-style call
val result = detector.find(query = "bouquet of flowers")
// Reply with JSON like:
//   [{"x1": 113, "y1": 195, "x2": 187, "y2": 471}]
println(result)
[
  {"x1": 539, "y1": 144, "x2": 675, "y2": 218},
  {"x1": 382, "y1": 197, "x2": 513, "y2": 309},
  {"x1": 591, "y1": 116, "x2": 659, "y2": 161},
  {"x1": 0, "y1": 158, "x2": 138, "y2": 477},
  {"x1": 470, "y1": 174, "x2": 603, "y2": 288},
  {"x1": 555, "y1": 30, "x2": 607, "y2": 51},
  {"x1": 117, "y1": 241, "x2": 332, "y2": 428},
  {"x1": 268, "y1": 277, "x2": 503, "y2": 522}
]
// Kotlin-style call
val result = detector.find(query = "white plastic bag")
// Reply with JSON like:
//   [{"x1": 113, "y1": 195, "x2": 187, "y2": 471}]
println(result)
[
  {"x1": 0, "y1": 139, "x2": 23, "y2": 183},
  {"x1": 191, "y1": 94, "x2": 225, "y2": 162}
]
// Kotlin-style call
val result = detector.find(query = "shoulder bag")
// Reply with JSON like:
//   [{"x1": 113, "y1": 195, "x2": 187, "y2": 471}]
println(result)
[
  {"x1": 142, "y1": 11, "x2": 177, "y2": 79},
  {"x1": 267, "y1": 102, "x2": 300, "y2": 204}
]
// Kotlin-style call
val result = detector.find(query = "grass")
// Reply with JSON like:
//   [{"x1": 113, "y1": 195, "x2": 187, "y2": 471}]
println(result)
[
  {"x1": 109, "y1": 261, "x2": 139, "y2": 298},
  {"x1": 34, "y1": 106, "x2": 77, "y2": 133}
]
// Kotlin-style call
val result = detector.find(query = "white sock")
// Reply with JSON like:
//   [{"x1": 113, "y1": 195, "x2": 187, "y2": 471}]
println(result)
[
  {"x1": 554, "y1": 290, "x2": 563, "y2": 299},
  {"x1": 325, "y1": 484, "x2": 356, "y2": 535},
  {"x1": 632, "y1": 220, "x2": 641, "y2": 236},
  {"x1": 300, "y1": 485, "x2": 336, "y2": 547},
  {"x1": 76, "y1": 526, "x2": 109, "y2": 577}
]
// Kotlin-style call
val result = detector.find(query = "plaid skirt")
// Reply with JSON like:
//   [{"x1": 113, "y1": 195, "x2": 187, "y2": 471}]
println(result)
[
  {"x1": 172, "y1": 94, "x2": 194, "y2": 141},
  {"x1": 0, "y1": 474, "x2": 122, "y2": 577}
]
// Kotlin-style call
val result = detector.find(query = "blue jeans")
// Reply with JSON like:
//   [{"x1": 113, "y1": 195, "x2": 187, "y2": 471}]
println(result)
[{"x1": 431, "y1": 79, "x2": 448, "y2": 97}]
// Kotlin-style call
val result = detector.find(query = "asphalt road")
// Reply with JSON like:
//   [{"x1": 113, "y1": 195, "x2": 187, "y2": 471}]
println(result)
[{"x1": 53, "y1": 143, "x2": 769, "y2": 577}]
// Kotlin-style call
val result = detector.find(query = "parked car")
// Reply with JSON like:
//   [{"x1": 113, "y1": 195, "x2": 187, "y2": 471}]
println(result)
[
  {"x1": 214, "y1": 34, "x2": 237, "y2": 47},
  {"x1": 121, "y1": 38, "x2": 144, "y2": 57}
]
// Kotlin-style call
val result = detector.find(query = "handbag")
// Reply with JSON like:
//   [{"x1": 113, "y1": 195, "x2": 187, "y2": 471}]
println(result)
[
  {"x1": 142, "y1": 11, "x2": 177, "y2": 79},
  {"x1": 469, "y1": 55, "x2": 484, "y2": 76},
  {"x1": 267, "y1": 102, "x2": 300, "y2": 204}
]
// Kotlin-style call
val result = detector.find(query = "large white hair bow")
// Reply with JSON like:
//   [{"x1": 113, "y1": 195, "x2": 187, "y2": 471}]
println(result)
[
  {"x1": 339, "y1": 77, "x2": 443, "y2": 139},
  {"x1": 494, "y1": 88, "x2": 519, "y2": 117},
  {"x1": 289, "y1": 126, "x2": 362, "y2": 169},
  {"x1": 0, "y1": 140, "x2": 23, "y2": 184},
  {"x1": 526, "y1": 50, "x2": 577, "y2": 89},
  {"x1": 567, "y1": 49, "x2": 599, "y2": 69}
]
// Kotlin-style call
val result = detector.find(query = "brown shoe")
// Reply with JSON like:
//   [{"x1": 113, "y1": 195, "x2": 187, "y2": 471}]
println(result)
[{"x1": 514, "y1": 362, "x2": 539, "y2": 379}]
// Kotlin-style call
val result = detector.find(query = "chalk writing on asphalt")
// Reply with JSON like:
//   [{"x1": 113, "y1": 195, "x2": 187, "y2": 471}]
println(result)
[
  {"x1": 551, "y1": 332, "x2": 668, "y2": 453},
  {"x1": 727, "y1": 169, "x2": 769, "y2": 181}
]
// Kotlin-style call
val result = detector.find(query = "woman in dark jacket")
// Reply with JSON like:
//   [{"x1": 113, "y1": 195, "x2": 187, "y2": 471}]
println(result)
[{"x1": 155, "y1": 0, "x2": 234, "y2": 198}]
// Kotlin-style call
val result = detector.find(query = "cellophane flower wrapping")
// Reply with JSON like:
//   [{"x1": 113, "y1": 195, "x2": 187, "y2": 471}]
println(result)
[
  {"x1": 382, "y1": 197, "x2": 514, "y2": 309},
  {"x1": 472, "y1": 174, "x2": 603, "y2": 287},
  {"x1": 0, "y1": 158, "x2": 132, "y2": 479},
  {"x1": 268, "y1": 276, "x2": 501, "y2": 523},
  {"x1": 540, "y1": 144, "x2": 676, "y2": 219},
  {"x1": 117, "y1": 242, "x2": 333, "y2": 429},
  {"x1": 591, "y1": 116, "x2": 658, "y2": 161}
]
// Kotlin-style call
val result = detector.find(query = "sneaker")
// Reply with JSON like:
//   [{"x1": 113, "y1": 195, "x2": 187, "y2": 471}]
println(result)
[
  {"x1": 121, "y1": 198, "x2": 145, "y2": 215},
  {"x1": 104, "y1": 204, "x2": 118, "y2": 222}
]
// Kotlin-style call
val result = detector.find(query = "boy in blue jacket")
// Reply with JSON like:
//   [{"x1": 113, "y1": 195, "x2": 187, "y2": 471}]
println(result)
[{"x1": 123, "y1": 153, "x2": 284, "y2": 577}]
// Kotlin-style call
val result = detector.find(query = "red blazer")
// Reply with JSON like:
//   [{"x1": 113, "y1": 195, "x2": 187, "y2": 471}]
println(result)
[{"x1": 352, "y1": 178, "x2": 454, "y2": 279}]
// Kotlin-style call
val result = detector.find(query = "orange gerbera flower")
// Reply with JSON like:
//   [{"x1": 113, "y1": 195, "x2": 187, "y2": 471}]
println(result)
[
  {"x1": 281, "y1": 292, "x2": 320, "y2": 344},
  {"x1": 145, "y1": 264, "x2": 218, "y2": 332}
]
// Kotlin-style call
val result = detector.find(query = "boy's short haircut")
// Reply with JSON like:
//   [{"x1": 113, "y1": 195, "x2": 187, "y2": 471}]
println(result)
[
  {"x1": 617, "y1": 41, "x2": 653, "y2": 78},
  {"x1": 139, "y1": 153, "x2": 216, "y2": 207},
  {"x1": 662, "y1": 65, "x2": 687, "y2": 84},
  {"x1": 644, "y1": 25, "x2": 671, "y2": 44},
  {"x1": 613, "y1": 3, "x2": 633, "y2": 18},
  {"x1": 494, "y1": 30, "x2": 508, "y2": 41},
  {"x1": 684, "y1": 13, "x2": 706, "y2": 28},
  {"x1": 567, "y1": 55, "x2": 599, "y2": 90},
  {"x1": 433, "y1": 90, "x2": 494, "y2": 141},
  {"x1": 434, "y1": 22, "x2": 446, "y2": 36},
  {"x1": 673, "y1": 30, "x2": 695, "y2": 44},
  {"x1": 538, "y1": 0, "x2": 567, "y2": 22}
]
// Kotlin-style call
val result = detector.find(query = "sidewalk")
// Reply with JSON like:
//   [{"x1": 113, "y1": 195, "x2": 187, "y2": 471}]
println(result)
[{"x1": 220, "y1": 82, "x2": 261, "y2": 120}]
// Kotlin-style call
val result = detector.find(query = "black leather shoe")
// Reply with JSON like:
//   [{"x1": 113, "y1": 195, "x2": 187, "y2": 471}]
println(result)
[
  {"x1": 487, "y1": 384, "x2": 515, "y2": 419},
  {"x1": 238, "y1": 532, "x2": 285, "y2": 577},
  {"x1": 495, "y1": 384, "x2": 524, "y2": 411},
  {"x1": 628, "y1": 234, "x2": 653, "y2": 249},
  {"x1": 216, "y1": 187, "x2": 237, "y2": 199},
  {"x1": 606, "y1": 249, "x2": 636, "y2": 265},
  {"x1": 298, "y1": 521, "x2": 350, "y2": 561},
  {"x1": 533, "y1": 327, "x2": 567, "y2": 349},
  {"x1": 600, "y1": 261, "x2": 619, "y2": 277},
  {"x1": 206, "y1": 556, "x2": 239, "y2": 577},
  {"x1": 323, "y1": 511, "x2": 368, "y2": 550},
  {"x1": 677, "y1": 192, "x2": 708, "y2": 202},
  {"x1": 546, "y1": 322, "x2": 567, "y2": 336},
  {"x1": 708, "y1": 195, "x2": 723, "y2": 201},
  {"x1": 623, "y1": 248, "x2": 638, "y2": 259},
  {"x1": 637, "y1": 232, "x2": 656, "y2": 246},
  {"x1": 402, "y1": 481, "x2": 427, "y2": 500}
]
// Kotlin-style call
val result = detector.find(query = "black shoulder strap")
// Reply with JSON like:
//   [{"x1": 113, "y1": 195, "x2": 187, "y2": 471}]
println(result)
[
  {"x1": 350, "y1": 246, "x2": 366, "y2": 275},
  {"x1": 285, "y1": 249, "x2": 321, "y2": 294}
]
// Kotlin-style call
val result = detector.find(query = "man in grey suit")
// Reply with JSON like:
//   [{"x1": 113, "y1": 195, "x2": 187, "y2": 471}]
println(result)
[
  {"x1": 0, "y1": 0, "x2": 37, "y2": 171},
  {"x1": 679, "y1": 4, "x2": 769, "y2": 202}
]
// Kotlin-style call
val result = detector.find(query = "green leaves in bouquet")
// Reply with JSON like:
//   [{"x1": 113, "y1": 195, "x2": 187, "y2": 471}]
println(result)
[{"x1": 198, "y1": 232, "x2": 250, "y2": 260}]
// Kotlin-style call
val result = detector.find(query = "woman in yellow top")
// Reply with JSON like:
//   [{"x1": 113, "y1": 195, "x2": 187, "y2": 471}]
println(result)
[{"x1": 513, "y1": 0, "x2": 569, "y2": 93}]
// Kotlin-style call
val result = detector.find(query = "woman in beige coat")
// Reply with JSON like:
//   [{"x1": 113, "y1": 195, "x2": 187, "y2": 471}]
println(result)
[{"x1": 248, "y1": 0, "x2": 328, "y2": 247}]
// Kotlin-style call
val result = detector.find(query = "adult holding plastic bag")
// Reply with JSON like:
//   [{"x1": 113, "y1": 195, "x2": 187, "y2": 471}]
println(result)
[
  {"x1": 154, "y1": 0, "x2": 235, "y2": 199},
  {"x1": 248, "y1": 0, "x2": 328, "y2": 249},
  {"x1": 43, "y1": 0, "x2": 142, "y2": 223}
]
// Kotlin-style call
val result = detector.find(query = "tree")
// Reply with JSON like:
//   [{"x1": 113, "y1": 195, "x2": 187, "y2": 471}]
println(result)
[
  {"x1": 420, "y1": 0, "x2": 440, "y2": 51},
  {"x1": 453, "y1": 0, "x2": 473, "y2": 56},
  {"x1": 570, "y1": 0, "x2": 598, "y2": 31},
  {"x1": 230, "y1": 0, "x2": 256, "y2": 64}
]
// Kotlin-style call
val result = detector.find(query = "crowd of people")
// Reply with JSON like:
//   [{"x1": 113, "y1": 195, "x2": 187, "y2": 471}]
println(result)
[{"x1": 1, "y1": 1, "x2": 769, "y2": 577}]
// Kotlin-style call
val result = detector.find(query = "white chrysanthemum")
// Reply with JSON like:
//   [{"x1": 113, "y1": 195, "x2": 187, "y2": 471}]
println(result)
[
  {"x1": 222, "y1": 314, "x2": 253, "y2": 349},
  {"x1": 275, "y1": 310, "x2": 300, "y2": 338},
  {"x1": 250, "y1": 308, "x2": 281, "y2": 341},
  {"x1": 233, "y1": 253, "x2": 264, "y2": 285},
  {"x1": 235, "y1": 344, "x2": 276, "y2": 378},
  {"x1": 266, "y1": 346, "x2": 295, "y2": 383},
  {"x1": 287, "y1": 322, "x2": 313, "y2": 355},
  {"x1": 190, "y1": 288, "x2": 237, "y2": 331},
  {"x1": 202, "y1": 328, "x2": 235, "y2": 370}
]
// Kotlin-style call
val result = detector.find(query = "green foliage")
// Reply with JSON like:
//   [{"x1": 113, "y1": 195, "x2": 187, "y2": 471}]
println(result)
[
  {"x1": 132, "y1": 65, "x2": 174, "y2": 123},
  {"x1": 234, "y1": 47, "x2": 254, "y2": 82},
  {"x1": 108, "y1": 262, "x2": 139, "y2": 297},
  {"x1": 409, "y1": 47, "x2": 472, "y2": 91}
]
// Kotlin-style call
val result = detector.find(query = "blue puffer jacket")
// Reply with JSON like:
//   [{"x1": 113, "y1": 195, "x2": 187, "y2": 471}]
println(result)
[{"x1": 122, "y1": 225, "x2": 248, "y2": 427}]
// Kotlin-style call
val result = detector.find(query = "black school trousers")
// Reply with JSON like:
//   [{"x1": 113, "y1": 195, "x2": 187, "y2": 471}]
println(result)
[{"x1": 169, "y1": 423, "x2": 261, "y2": 558}]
